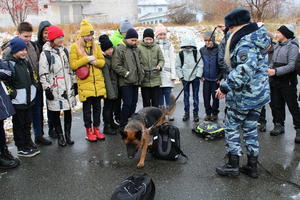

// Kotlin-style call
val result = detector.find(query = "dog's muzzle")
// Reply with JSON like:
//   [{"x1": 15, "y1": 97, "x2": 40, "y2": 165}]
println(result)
[{"x1": 126, "y1": 143, "x2": 138, "y2": 159}]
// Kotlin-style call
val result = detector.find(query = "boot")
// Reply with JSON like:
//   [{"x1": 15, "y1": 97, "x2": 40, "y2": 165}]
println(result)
[
  {"x1": 111, "y1": 121, "x2": 119, "y2": 129},
  {"x1": 35, "y1": 135, "x2": 52, "y2": 145},
  {"x1": 216, "y1": 154, "x2": 240, "y2": 177},
  {"x1": 193, "y1": 113, "x2": 199, "y2": 122},
  {"x1": 258, "y1": 122, "x2": 266, "y2": 132},
  {"x1": 295, "y1": 129, "x2": 300, "y2": 144},
  {"x1": 211, "y1": 114, "x2": 218, "y2": 121},
  {"x1": 58, "y1": 133, "x2": 67, "y2": 147},
  {"x1": 0, "y1": 147, "x2": 20, "y2": 169},
  {"x1": 86, "y1": 128, "x2": 97, "y2": 142},
  {"x1": 270, "y1": 123, "x2": 284, "y2": 136},
  {"x1": 94, "y1": 127, "x2": 105, "y2": 140},
  {"x1": 103, "y1": 124, "x2": 117, "y2": 135},
  {"x1": 182, "y1": 113, "x2": 189, "y2": 121},
  {"x1": 64, "y1": 125, "x2": 74, "y2": 145},
  {"x1": 240, "y1": 155, "x2": 258, "y2": 178},
  {"x1": 48, "y1": 125, "x2": 58, "y2": 139},
  {"x1": 204, "y1": 114, "x2": 211, "y2": 121}
]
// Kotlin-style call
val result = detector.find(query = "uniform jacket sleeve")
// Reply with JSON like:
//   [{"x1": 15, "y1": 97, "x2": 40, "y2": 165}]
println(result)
[
  {"x1": 275, "y1": 44, "x2": 298, "y2": 76},
  {"x1": 220, "y1": 46, "x2": 256, "y2": 94}
]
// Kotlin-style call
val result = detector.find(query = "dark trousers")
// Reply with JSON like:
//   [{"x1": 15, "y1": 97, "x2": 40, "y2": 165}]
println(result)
[
  {"x1": 83, "y1": 97, "x2": 101, "y2": 128},
  {"x1": 49, "y1": 110, "x2": 72, "y2": 135},
  {"x1": 32, "y1": 88, "x2": 44, "y2": 137},
  {"x1": 141, "y1": 86, "x2": 160, "y2": 108},
  {"x1": 12, "y1": 108, "x2": 33, "y2": 149},
  {"x1": 203, "y1": 81, "x2": 219, "y2": 115},
  {"x1": 0, "y1": 120, "x2": 5, "y2": 149},
  {"x1": 120, "y1": 85, "x2": 138, "y2": 128},
  {"x1": 114, "y1": 94, "x2": 121, "y2": 122},
  {"x1": 182, "y1": 78, "x2": 200, "y2": 114},
  {"x1": 47, "y1": 108, "x2": 55, "y2": 132},
  {"x1": 258, "y1": 106, "x2": 266, "y2": 124},
  {"x1": 270, "y1": 85, "x2": 300, "y2": 129},
  {"x1": 103, "y1": 99, "x2": 118, "y2": 125},
  {"x1": 159, "y1": 87, "x2": 172, "y2": 107}
]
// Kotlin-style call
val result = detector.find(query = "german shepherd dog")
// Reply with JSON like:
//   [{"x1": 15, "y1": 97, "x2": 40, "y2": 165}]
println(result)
[{"x1": 121, "y1": 95, "x2": 176, "y2": 168}]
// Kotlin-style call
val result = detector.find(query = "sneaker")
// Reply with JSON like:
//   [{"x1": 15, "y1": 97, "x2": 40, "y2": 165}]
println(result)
[{"x1": 17, "y1": 148, "x2": 40, "y2": 157}]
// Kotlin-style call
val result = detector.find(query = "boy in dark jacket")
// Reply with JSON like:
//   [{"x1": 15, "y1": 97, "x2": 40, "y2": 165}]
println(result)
[
  {"x1": 0, "y1": 60, "x2": 20, "y2": 169},
  {"x1": 200, "y1": 31, "x2": 223, "y2": 121},
  {"x1": 99, "y1": 35, "x2": 119, "y2": 135},
  {"x1": 5, "y1": 37, "x2": 39, "y2": 157}
]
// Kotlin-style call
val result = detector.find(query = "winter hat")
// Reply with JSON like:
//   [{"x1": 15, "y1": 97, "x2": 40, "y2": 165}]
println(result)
[
  {"x1": 125, "y1": 28, "x2": 139, "y2": 39},
  {"x1": 143, "y1": 28, "x2": 154, "y2": 39},
  {"x1": 10, "y1": 37, "x2": 27, "y2": 54},
  {"x1": 120, "y1": 20, "x2": 133, "y2": 33},
  {"x1": 80, "y1": 19, "x2": 94, "y2": 37},
  {"x1": 203, "y1": 31, "x2": 215, "y2": 42},
  {"x1": 224, "y1": 8, "x2": 251, "y2": 28},
  {"x1": 278, "y1": 24, "x2": 296, "y2": 39},
  {"x1": 99, "y1": 34, "x2": 113, "y2": 52},
  {"x1": 180, "y1": 36, "x2": 197, "y2": 48},
  {"x1": 155, "y1": 23, "x2": 167, "y2": 37},
  {"x1": 48, "y1": 25, "x2": 64, "y2": 41}
]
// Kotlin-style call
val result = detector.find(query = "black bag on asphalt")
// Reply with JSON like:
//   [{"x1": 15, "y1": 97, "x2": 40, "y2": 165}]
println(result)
[
  {"x1": 151, "y1": 123, "x2": 187, "y2": 160},
  {"x1": 192, "y1": 121, "x2": 224, "y2": 140},
  {"x1": 111, "y1": 174, "x2": 155, "y2": 200}
]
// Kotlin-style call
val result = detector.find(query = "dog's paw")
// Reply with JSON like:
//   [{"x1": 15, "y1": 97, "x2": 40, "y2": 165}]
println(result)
[{"x1": 137, "y1": 162, "x2": 145, "y2": 168}]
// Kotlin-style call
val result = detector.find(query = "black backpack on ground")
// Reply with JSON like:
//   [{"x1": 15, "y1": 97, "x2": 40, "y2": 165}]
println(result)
[
  {"x1": 111, "y1": 174, "x2": 155, "y2": 200},
  {"x1": 151, "y1": 123, "x2": 187, "y2": 161}
]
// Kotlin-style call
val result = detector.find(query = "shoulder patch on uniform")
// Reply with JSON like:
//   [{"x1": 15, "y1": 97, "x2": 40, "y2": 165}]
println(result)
[{"x1": 238, "y1": 50, "x2": 248, "y2": 63}]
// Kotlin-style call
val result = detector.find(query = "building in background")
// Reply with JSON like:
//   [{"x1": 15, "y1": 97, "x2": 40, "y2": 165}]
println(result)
[{"x1": 138, "y1": 0, "x2": 169, "y2": 24}]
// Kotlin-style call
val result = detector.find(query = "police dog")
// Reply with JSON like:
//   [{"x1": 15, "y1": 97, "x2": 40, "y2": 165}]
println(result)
[{"x1": 121, "y1": 95, "x2": 176, "y2": 168}]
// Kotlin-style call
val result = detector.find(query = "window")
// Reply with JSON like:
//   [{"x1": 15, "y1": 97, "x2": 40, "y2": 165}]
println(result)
[
  {"x1": 158, "y1": 8, "x2": 162, "y2": 12},
  {"x1": 138, "y1": 8, "x2": 141, "y2": 14}
]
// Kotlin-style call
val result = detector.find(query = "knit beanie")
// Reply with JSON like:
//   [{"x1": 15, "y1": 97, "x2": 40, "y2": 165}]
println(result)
[
  {"x1": 143, "y1": 28, "x2": 154, "y2": 39},
  {"x1": 99, "y1": 34, "x2": 113, "y2": 52},
  {"x1": 125, "y1": 28, "x2": 139, "y2": 39},
  {"x1": 48, "y1": 25, "x2": 64, "y2": 41},
  {"x1": 224, "y1": 8, "x2": 251, "y2": 28},
  {"x1": 120, "y1": 20, "x2": 133, "y2": 33},
  {"x1": 10, "y1": 37, "x2": 27, "y2": 54},
  {"x1": 155, "y1": 23, "x2": 167, "y2": 37},
  {"x1": 278, "y1": 24, "x2": 296, "y2": 39},
  {"x1": 80, "y1": 19, "x2": 94, "y2": 37}
]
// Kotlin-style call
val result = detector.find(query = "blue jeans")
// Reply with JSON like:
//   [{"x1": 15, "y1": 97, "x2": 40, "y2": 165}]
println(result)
[
  {"x1": 32, "y1": 88, "x2": 44, "y2": 137},
  {"x1": 159, "y1": 87, "x2": 172, "y2": 107},
  {"x1": 120, "y1": 85, "x2": 139, "y2": 128},
  {"x1": 182, "y1": 78, "x2": 200, "y2": 114},
  {"x1": 203, "y1": 81, "x2": 219, "y2": 115}
]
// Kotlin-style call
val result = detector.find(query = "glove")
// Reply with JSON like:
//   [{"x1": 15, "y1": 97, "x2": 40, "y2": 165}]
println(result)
[
  {"x1": 9, "y1": 90, "x2": 17, "y2": 100},
  {"x1": 45, "y1": 88, "x2": 54, "y2": 100},
  {"x1": 61, "y1": 91, "x2": 68, "y2": 100},
  {"x1": 72, "y1": 83, "x2": 78, "y2": 96}
]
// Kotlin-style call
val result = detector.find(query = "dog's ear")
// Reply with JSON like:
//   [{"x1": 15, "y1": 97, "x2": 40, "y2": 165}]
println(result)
[
  {"x1": 135, "y1": 130, "x2": 142, "y2": 140},
  {"x1": 121, "y1": 130, "x2": 127, "y2": 139}
]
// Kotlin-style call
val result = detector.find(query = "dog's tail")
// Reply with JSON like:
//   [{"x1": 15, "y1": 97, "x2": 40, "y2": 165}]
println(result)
[{"x1": 165, "y1": 94, "x2": 176, "y2": 117}]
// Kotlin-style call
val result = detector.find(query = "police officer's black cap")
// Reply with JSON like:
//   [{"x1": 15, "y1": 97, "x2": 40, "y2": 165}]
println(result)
[{"x1": 224, "y1": 8, "x2": 251, "y2": 28}]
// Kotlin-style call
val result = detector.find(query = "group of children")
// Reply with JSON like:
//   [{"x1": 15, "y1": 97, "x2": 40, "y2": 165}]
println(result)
[{"x1": 0, "y1": 19, "x2": 223, "y2": 170}]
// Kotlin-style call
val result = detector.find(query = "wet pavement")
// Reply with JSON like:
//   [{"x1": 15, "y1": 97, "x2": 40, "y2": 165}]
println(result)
[{"x1": 1, "y1": 85, "x2": 300, "y2": 200}]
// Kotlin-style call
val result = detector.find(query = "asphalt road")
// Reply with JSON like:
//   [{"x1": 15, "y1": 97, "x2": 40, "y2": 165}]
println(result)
[{"x1": 1, "y1": 84, "x2": 300, "y2": 200}]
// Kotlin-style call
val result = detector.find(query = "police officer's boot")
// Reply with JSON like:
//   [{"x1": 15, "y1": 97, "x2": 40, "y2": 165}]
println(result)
[
  {"x1": 270, "y1": 123, "x2": 284, "y2": 136},
  {"x1": 216, "y1": 153, "x2": 240, "y2": 177},
  {"x1": 295, "y1": 129, "x2": 300, "y2": 144},
  {"x1": 240, "y1": 155, "x2": 258, "y2": 178}
]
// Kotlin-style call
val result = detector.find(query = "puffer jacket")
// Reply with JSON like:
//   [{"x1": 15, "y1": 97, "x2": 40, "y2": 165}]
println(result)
[
  {"x1": 70, "y1": 41, "x2": 106, "y2": 102},
  {"x1": 157, "y1": 40, "x2": 177, "y2": 87},
  {"x1": 220, "y1": 23, "x2": 271, "y2": 111},
  {"x1": 102, "y1": 54, "x2": 118, "y2": 100},
  {"x1": 110, "y1": 30, "x2": 125, "y2": 47},
  {"x1": 138, "y1": 41, "x2": 164, "y2": 87},
  {"x1": 270, "y1": 37, "x2": 299, "y2": 87},
  {"x1": 5, "y1": 54, "x2": 37, "y2": 110},
  {"x1": 39, "y1": 42, "x2": 76, "y2": 111},
  {"x1": 112, "y1": 40, "x2": 145, "y2": 87},
  {"x1": 0, "y1": 60, "x2": 15, "y2": 120}
]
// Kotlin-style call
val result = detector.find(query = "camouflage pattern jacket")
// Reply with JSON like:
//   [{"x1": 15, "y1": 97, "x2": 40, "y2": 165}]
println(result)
[{"x1": 220, "y1": 23, "x2": 271, "y2": 110}]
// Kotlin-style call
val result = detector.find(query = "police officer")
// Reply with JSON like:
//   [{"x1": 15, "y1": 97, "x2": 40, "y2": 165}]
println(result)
[{"x1": 215, "y1": 8, "x2": 271, "y2": 178}]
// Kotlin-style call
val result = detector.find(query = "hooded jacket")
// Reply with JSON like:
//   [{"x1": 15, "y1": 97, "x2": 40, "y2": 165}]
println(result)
[
  {"x1": 35, "y1": 21, "x2": 51, "y2": 53},
  {"x1": 110, "y1": 30, "x2": 125, "y2": 47},
  {"x1": 270, "y1": 37, "x2": 299, "y2": 87},
  {"x1": 220, "y1": 23, "x2": 271, "y2": 110},
  {"x1": 175, "y1": 36, "x2": 203, "y2": 81},
  {"x1": 138, "y1": 41, "x2": 164, "y2": 87},
  {"x1": 39, "y1": 42, "x2": 76, "y2": 111}
]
